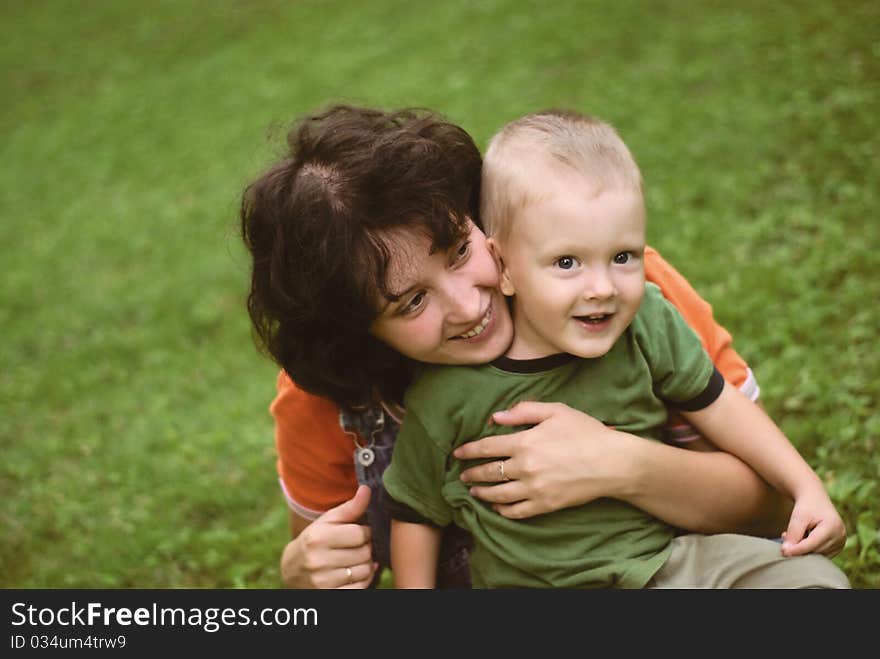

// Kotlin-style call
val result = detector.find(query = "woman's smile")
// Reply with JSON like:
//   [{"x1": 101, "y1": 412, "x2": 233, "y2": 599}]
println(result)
[{"x1": 452, "y1": 303, "x2": 494, "y2": 341}]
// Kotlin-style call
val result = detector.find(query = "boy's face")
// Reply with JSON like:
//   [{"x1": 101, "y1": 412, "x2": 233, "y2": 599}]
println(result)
[{"x1": 491, "y1": 171, "x2": 646, "y2": 360}]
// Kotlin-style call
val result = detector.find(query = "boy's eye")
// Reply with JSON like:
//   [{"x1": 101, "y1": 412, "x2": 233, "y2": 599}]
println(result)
[
  {"x1": 555, "y1": 256, "x2": 577, "y2": 270},
  {"x1": 613, "y1": 252, "x2": 631, "y2": 265},
  {"x1": 454, "y1": 239, "x2": 471, "y2": 262}
]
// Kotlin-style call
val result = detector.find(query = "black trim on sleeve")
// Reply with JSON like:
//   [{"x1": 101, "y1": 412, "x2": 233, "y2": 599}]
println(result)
[
  {"x1": 383, "y1": 485, "x2": 443, "y2": 527},
  {"x1": 672, "y1": 367, "x2": 725, "y2": 412}
]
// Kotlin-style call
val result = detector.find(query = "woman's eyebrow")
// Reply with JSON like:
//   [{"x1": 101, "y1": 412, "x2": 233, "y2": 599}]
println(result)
[
  {"x1": 375, "y1": 281, "x2": 415, "y2": 316},
  {"x1": 387, "y1": 282, "x2": 417, "y2": 301}
]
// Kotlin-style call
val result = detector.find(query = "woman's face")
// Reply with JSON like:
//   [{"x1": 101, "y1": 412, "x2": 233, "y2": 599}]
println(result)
[{"x1": 369, "y1": 221, "x2": 514, "y2": 365}]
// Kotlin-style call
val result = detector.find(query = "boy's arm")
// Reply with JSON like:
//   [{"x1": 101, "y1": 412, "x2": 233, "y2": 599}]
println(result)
[
  {"x1": 645, "y1": 247, "x2": 759, "y2": 447},
  {"x1": 390, "y1": 519, "x2": 442, "y2": 588},
  {"x1": 682, "y1": 381, "x2": 846, "y2": 557}
]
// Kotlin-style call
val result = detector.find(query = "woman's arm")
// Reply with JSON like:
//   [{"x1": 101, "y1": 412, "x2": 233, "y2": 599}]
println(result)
[
  {"x1": 280, "y1": 486, "x2": 379, "y2": 589},
  {"x1": 272, "y1": 373, "x2": 380, "y2": 588},
  {"x1": 390, "y1": 520, "x2": 442, "y2": 588},
  {"x1": 455, "y1": 401, "x2": 793, "y2": 537}
]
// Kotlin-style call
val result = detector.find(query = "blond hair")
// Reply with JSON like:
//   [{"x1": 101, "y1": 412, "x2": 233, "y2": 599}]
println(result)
[{"x1": 481, "y1": 110, "x2": 643, "y2": 242}]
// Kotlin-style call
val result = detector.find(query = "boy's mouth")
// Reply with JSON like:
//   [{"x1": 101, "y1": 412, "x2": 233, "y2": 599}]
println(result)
[{"x1": 575, "y1": 313, "x2": 613, "y2": 325}]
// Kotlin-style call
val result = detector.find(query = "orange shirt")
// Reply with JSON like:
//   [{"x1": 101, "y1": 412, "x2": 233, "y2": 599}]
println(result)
[{"x1": 272, "y1": 246, "x2": 758, "y2": 517}]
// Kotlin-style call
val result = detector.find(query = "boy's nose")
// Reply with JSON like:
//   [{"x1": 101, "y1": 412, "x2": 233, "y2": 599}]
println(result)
[{"x1": 582, "y1": 269, "x2": 616, "y2": 300}]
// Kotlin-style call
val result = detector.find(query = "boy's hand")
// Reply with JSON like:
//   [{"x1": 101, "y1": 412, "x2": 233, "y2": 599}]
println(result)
[{"x1": 781, "y1": 490, "x2": 847, "y2": 558}]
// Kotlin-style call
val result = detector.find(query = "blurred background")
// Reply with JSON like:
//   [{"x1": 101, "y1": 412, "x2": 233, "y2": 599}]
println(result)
[{"x1": 2, "y1": 0, "x2": 877, "y2": 588}]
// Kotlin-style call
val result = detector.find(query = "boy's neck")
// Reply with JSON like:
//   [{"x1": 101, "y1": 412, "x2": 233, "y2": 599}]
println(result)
[
  {"x1": 503, "y1": 320, "x2": 560, "y2": 360},
  {"x1": 492, "y1": 352, "x2": 575, "y2": 373},
  {"x1": 503, "y1": 343, "x2": 557, "y2": 361}
]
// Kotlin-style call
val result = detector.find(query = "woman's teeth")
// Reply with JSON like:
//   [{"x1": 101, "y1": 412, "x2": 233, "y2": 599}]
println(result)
[{"x1": 457, "y1": 309, "x2": 491, "y2": 339}]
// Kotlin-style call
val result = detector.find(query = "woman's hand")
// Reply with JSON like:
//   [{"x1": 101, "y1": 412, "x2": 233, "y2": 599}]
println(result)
[
  {"x1": 453, "y1": 401, "x2": 635, "y2": 519},
  {"x1": 454, "y1": 400, "x2": 795, "y2": 537},
  {"x1": 281, "y1": 485, "x2": 379, "y2": 589}
]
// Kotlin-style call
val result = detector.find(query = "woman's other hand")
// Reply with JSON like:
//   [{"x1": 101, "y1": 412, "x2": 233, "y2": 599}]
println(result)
[{"x1": 281, "y1": 485, "x2": 379, "y2": 588}]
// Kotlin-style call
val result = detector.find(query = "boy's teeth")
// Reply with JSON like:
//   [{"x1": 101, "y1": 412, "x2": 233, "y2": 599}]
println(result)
[
  {"x1": 458, "y1": 309, "x2": 491, "y2": 339},
  {"x1": 579, "y1": 313, "x2": 610, "y2": 324}
]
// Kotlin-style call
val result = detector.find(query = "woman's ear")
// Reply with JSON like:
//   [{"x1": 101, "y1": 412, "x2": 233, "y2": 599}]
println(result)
[{"x1": 486, "y1": 237, "x2": 515, "y2": 297}]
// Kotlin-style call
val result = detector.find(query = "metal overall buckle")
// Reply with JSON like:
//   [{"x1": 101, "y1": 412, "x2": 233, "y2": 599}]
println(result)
[{"x1": 339, "y1": 408, "x2": 385, "y2": 467}]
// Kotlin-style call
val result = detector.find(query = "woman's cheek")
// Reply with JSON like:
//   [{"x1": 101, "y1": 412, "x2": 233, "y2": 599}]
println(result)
[
  {"x1": 393, "y1": 312, "x2": 442, "y2": 361},
  {"x1": 416, "y1": 310, "x2": 444, "y2": 350}
]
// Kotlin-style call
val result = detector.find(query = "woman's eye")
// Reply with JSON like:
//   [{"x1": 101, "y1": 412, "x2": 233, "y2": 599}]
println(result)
[
  {"x1": 614, "y1": 252, "x2": 631, "y2": 265},
  {"x1": 403, "y1": 292, "x2": 426, "y2": 314},
  {"x1": 555, "y1": 256, "x2": 577, "y2": 270}
]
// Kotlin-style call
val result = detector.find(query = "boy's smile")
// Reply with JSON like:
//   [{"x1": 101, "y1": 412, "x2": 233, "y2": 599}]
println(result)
[{"x1": 492, "y1": 171, "x2": 646, "y2": 361}]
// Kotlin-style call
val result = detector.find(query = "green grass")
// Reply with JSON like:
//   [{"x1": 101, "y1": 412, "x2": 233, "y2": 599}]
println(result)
[{"x1": 2, "y1": 0, "x2": 877, "y2": 588}]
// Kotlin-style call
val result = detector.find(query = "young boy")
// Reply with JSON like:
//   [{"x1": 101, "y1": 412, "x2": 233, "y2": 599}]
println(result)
[{"x1": 382, "y1": 110, "x2": 848, "y2": 588}]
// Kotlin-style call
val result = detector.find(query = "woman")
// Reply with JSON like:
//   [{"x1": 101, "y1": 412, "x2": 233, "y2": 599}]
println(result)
[{"x1": 241, "y1": 105, "x2": 792, "y2": 589}]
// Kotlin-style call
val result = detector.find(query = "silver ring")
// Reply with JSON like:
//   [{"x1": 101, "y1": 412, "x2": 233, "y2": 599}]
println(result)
[
  {"x1": 499, "y1": 460, "x2": 511, "y2": 482},
  {"x1": 345, "y1": 567, "x2": 353, "y2": 583}
]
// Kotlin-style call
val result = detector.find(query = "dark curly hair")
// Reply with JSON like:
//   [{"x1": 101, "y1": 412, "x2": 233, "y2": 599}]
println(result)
[{"x1": 241, "y1": 105, "x2": 483, "y2": 408}]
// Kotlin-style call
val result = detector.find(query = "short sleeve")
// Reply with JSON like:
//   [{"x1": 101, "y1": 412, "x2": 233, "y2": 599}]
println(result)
[
  {"x1": 645, "y1": 246, "x2": 756, "y2": 396},
  {"x1": 636, "y1": 285, "x2": 718, "y2": 406},
  {"x1": 382, "y1": 412, "x2": 453, "y2": 528},
  {"x1": 271, "y1": 371, "x2": 358, "y2": 517}
]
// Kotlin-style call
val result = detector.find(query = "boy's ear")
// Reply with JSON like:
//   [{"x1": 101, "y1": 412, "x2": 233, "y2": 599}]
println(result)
[{"x1": 486, "y1": 236, "x2": 516, "y2": 297}]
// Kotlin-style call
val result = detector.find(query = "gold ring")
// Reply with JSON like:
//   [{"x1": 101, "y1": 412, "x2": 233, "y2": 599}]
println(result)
[
  {"x1": 499, "y1": 460, "x2": 510, "y2": 482},
  {"x1": 345, "y1": 567, "x2": 353, "y2": 583}
]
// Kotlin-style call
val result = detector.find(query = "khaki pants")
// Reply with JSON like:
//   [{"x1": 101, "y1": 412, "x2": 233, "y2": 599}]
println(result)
[{"x1": 647, "y1": 533, "x2": 850, "y2": 589}]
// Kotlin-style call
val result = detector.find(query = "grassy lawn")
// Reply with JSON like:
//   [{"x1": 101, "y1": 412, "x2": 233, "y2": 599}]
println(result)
[{"x1": 2, "y1": 0, "x2": 877, "y2": 588}]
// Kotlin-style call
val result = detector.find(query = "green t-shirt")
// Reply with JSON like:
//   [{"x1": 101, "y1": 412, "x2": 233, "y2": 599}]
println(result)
[{"x1": 383, "y1": 283, "x2": 721, "y2": 588}]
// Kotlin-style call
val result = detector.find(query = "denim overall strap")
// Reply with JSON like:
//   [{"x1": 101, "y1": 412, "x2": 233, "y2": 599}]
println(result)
[
  {"x1": 338, "y1": 405, "x2": 472, "y2": 588},
  {"x1": 339, "y1": 405, "x2": 396, "y2": 570}
]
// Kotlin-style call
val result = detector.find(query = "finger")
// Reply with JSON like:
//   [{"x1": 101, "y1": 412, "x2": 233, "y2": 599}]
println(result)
[
  {"x1": 306, "y1": 518, "x2": 372, "y2": 552},
  {"x1": 468, "y1": 482, "x2": 527, "y2": 505},
  {"x1": 786, "y1": 522, "x2": 842, "y2": 557},
  {"x1": 783, "y1": 534, "x2": 822, "y2": 557},
  {"x1": 338, "y1": 561, "x2": 379, "y2": 590},
  {"x1": 828, "y1": 528, "x2": 847, "y2": 557},
  {"x1": 328, "y1": 523, "x2": 373, "y2": 549},
  {"x1": 780, "y1": 515, "x2": 809, "y2": 555},
  {"x1": 492, "y1": 499, "x2": 543, "y2": 520},
  {"x1": 822, "y1": 537, "x2": 846, "y2": 558},
  {"x1": 321, "y1": 485, "x2": 372, "y2": 524},
  {"x1": 453, "y1": 434, "x2": 520, "y2": 461},
  {"x1": 302, "y1": 538, "x2": 372, "y2": 573},
  {"x1": 461, "y1": 458, "x2": 516, "y2": 483},
  {"x1": 782, "y1": 519, "x2": 818, "y2": 557},
  {"x1": 490, "y1": 400, "x2": 557, "y2": 427},
  {"x1": 326, "y1": 545, "x2": 374, "y2": 569}
]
